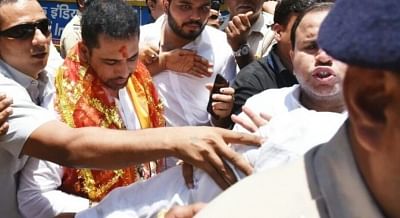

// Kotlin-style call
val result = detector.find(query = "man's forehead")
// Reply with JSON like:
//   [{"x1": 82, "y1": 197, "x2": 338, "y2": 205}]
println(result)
[{"x1": 0, "y1": 0, "x2": 45, "y2": 27}]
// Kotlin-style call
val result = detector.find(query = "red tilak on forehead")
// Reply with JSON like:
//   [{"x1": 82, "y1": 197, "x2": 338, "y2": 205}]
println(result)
[{"x1": 119, "y1": 45, "x2": 128, "y2": 58}]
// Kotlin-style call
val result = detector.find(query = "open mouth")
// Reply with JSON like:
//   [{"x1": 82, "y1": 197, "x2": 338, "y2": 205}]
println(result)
[
  {"x1": 32, "y1": 52, "x2": 47, "y2": 59},
  {"x1": 312, "y1": 67, "x2": 336, "y2": 83}
]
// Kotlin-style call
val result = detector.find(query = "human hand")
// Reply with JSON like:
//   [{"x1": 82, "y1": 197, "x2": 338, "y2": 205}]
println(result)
[
  {"x1": 231, "y1": 106, "x2": 271, "y2": 133},
  {"x1": 169, "y1": 126, "x2": 262, "y2": 190},
  {"x1": 159, "y1": 49, "x2": 213, "y2": 78},
  {"x1": 164, "y1": 203, "x2": 206, "y2": 218},
  {"x1": 225, "y1": 11, "x2": 253, "y2": 51},
  {"x1": 0, "y1": 93, "x2": 12, "y2": 136},
  {"x1": 206, "y1": 84, "x2": 234, "y2": 120},
  {"x1": 207, "y1": 9, "x2": 222, "y2": 29},
  {"x1": 139, "y1": 43, "x2": 160, "y2": 65}
]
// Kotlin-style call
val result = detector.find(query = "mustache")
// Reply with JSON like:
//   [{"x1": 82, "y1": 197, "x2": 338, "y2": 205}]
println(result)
[
  {"x1": 182, "y1": 21, "x2": 203, "y2": 26},
  {"x1": 31, "y1": 46, "x2": 48, "y2": 55}
]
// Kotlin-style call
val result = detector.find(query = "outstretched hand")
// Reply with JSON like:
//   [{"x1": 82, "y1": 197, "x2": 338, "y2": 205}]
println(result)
[
  {"x1": 231, "y1": 106, "x2": 271, "y2": 133},
  {"x1": 170, "y1": 126, "x2": 262, "y2": 190}
]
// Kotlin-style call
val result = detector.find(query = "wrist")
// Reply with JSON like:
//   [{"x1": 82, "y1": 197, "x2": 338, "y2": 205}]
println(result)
[{"x1": 233, "y1": 43, "x2": 250, "y2": 57}]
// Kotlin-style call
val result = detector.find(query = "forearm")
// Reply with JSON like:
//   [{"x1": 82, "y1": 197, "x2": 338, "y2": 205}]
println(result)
[{"x1": 23, "y1": 121, "x2": 174, "y2": 169}]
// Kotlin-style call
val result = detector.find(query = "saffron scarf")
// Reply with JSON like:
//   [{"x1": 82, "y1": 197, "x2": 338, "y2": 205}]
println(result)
[{"x1": 54, "y1": 44, "x2": 165, "y2": 202}]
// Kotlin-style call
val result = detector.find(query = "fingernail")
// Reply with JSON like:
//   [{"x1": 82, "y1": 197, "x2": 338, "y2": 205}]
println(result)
[{"x1": 187, "y1": 182, "x2": 194, "y2": 189}]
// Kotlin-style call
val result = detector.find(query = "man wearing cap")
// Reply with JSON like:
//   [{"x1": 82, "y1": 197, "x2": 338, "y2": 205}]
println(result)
[{"x1": 194, "y1": 0, "x2": 400, "y2": 217}]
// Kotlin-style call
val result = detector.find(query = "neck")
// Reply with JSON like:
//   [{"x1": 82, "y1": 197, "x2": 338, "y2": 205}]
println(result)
[
  {"x1": 162, "y1": 18, "x2": 192, "y2": 51},
  {"x1": 351, "y1": 127, "x2": 400, "y2": 218},
  {"x1": 300, "y1": 92, "x2": 345, "y2": 113},
  {"x1": 275, "y1": 44, "x2": 293, "y2": 72}
]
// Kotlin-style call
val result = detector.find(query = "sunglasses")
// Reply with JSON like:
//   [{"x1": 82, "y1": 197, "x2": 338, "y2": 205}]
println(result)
[{"x1": 0, "y1": 18, "x2": 51, "y2": 40}]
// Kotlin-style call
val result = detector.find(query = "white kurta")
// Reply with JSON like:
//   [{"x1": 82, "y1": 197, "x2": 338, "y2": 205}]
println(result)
[{"x1": 140, "y1": 15, "x2": 237, "y2": 126}]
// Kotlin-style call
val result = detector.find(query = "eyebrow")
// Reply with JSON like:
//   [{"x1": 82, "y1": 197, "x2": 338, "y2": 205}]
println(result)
[{"x1": 101, "y1": 52, "x2": 139, "y2": 62}]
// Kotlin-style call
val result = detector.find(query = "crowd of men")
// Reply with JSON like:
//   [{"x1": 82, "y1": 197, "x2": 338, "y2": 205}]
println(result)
[{"x1": 0, "y1": 0, "x2": 399, "y2": 217}]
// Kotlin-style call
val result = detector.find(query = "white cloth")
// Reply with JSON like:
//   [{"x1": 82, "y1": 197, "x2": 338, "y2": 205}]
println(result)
[
  {"x1": 0, "y1": 60, "x2": 55, "y2": 218},
  {"x1": 60, "y1": 13, "x2": 82, "y2": 58},
  {"x1": 140, "y1": 15, "x2": 237, "y2": 126},
  {"x1": 76, "y1": 85, "x2": 347, "y2": 218},
  {"x1": 196, "y1": 124, "x2": 384, "y2": 218},
  {"x1": 17, "y1": 88, "x2": 141, "y2": 218}
]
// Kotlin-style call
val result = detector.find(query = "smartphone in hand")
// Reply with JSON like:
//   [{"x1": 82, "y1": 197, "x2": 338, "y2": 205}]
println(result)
[{"x1": 207, "y1": 74, "x2": 229, "y2": 118}]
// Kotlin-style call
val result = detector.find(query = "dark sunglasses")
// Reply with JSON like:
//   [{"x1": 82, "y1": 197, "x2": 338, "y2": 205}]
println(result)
[{"x1": 0, "y1": 18, "x2": 51, "y2": 39}]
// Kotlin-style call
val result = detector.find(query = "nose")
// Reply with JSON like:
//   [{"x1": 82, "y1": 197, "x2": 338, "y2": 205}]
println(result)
[
  {"x1": 32, "y1": 28, "x2": 49, "y2": 46},
  {"x1": 315, "y1": 49, "x2": 333, "y2": 66},
  {"x1": 116, "y1": 62, "x2": 132, "y2": 78}
]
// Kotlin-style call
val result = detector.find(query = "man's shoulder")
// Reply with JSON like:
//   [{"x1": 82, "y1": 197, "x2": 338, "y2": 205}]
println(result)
[
  {"x1": 0, "y1": 74, "x2": 31, "y2": 100},
  {"x1": 197, "y1": 158, "x2": 322, "y2": 218}
]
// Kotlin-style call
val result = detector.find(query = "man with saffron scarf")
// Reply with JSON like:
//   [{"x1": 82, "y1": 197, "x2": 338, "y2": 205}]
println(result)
[{"x1": 17, "y1": 1, "x2": 165, "y2": 217}]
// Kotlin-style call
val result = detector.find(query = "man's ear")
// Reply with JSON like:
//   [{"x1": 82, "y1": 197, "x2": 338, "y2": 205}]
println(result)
[
  {"x1": 78, "y1": 42, "x2": 90, "y2": 64},
  {"x1": 163, "y1": 0, "x2": 169, "y2": 13},
  {"x1": 272, "y1": 23, "x2": 284, "y2": 42},
  {"x1": 344, "y1": 66, "x2": 389, "y2": 152}
]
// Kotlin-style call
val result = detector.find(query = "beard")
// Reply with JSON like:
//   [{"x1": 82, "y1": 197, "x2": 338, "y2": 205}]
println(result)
[{"x1": 167, "y1": 8, "x2": 206, "y2": 40}]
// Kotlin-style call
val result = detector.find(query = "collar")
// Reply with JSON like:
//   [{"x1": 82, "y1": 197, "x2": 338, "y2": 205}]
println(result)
[
  {"x1": 266, "y1": 46, "x2": 289, "y2": 74},
  {"x1": 287, "y1": 85, "x2": 303, "y2": 110},
  {"x1": 310, "y1": 123, "x2": 384, "y2": 217},
  {"x1": 249, "y1": 12, "x2": 274, "y2": 37},
  {"x1": 0, "y1": 59, "x2": 48, "y2": 90},
  {"x1": 0, "y1": 59, "x2": 49, "y2": 105}
]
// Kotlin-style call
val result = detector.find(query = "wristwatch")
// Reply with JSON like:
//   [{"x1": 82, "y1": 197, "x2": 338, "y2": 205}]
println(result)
[{"x1": 233, "y1": 43, "x2": 250, "y2": 57}]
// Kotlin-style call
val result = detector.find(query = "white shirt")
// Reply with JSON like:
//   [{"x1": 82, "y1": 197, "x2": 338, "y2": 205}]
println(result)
[
  {"x1": 247, "y1": 12, "x2": 275, "y2": 59},
  {"x1": 17, "y1": 88, "x2": 141, "y2": 218},
  {"x1": 75, "y1": 85, "x2": 347, "y2": 218},
  {"x1": 140, "y1": 15, "x2": 237, "y2": 126},
  {"x1": 0, "y1": 60, "x2": 55, "y2": 218}
]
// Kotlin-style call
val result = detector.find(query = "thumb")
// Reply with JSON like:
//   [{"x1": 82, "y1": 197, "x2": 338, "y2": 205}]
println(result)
[
  {"x1": 205, "y1": 83, "x2": 213, "y2": 92},
  {"x1": 245, "y1": 11, "x2": 253, "y2": 17}
]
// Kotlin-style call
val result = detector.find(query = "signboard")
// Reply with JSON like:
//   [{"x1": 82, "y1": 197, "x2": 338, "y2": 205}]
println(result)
[{"x1": 38, "y1": 0, "x2": 152, "y2": 45}]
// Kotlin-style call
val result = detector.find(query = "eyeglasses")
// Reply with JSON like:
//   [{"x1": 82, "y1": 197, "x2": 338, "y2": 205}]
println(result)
[{"x1": 0, "y1": 18, "x2": 51, "y2": 40}]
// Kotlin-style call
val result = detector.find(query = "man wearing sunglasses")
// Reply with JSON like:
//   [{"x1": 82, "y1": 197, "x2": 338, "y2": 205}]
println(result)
[{"x1": 0, "y1": 0, "x2": 261, "y2": 217}]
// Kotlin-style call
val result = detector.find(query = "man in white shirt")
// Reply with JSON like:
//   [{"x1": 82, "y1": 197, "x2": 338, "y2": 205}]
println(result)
[
  {"x1": 75, "y1": 3, "x2": 349, "y2": 217},
  {"x1": 140, "y1": 0, "x2": 237, "y2": 127}
]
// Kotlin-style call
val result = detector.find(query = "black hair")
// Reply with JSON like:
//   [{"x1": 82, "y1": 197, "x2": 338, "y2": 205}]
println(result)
[
  {"x1": 273, "y1": 0, "x2": 316, "y2": 25},
  {"x1": 81, "y1": 0, "x2": 140, "y2": 50},
  {"x1": 290, "y1": 2, "x2": 333, "y2": 49}
]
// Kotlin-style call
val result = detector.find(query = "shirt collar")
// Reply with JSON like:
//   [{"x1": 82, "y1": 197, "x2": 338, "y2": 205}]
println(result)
[
  {"x1": 0, "y1": 59, "x2": 49, "y2": 104},
  {"x1": 250, "y1": 12, "x2": 274, "y2": 37},
  {"x1": 268, "y1": 46, "x2": 289, "y2": 74}
]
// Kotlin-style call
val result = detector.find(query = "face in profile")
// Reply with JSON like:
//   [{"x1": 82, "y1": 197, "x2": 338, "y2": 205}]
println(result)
[
  {"x1": 84, "y1": 34, "x2": 139, "y2": 92},
  {"x1": 0, "y1": 0, "x2": 51, "y2": 78},
  {"x1": 166, "y1": 0, "x2": 210, "y2": 40},
  {"x1": 291, "y1": 10, "x2": 347, "y2": 101}
]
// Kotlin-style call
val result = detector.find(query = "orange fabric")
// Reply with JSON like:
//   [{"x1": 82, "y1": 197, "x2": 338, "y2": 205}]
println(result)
[{"x1": 55, "y1": 44, "x2": 165, "y2": 202}]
